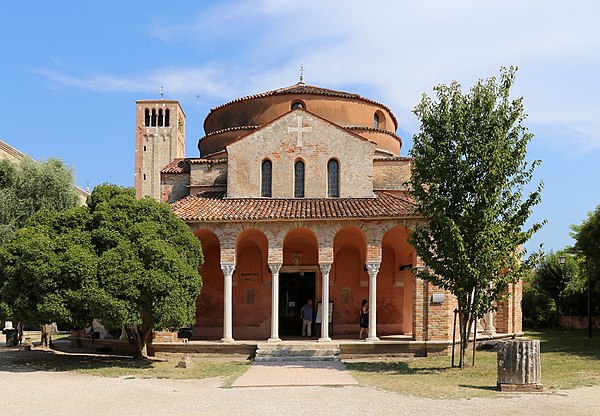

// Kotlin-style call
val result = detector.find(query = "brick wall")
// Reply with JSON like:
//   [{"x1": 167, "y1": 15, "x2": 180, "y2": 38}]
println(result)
[{"x1": 226, "y1": 110, "x2": 376, "y2": 198}]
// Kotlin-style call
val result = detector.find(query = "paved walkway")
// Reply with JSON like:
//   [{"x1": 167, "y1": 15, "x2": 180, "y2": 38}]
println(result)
[{"x1": 231, "y1": 361, "x2": 358, "y2": 387}]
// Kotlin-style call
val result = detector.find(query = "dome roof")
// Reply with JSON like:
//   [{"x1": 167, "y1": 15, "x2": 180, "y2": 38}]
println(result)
[
  {"x1": 204, "y1": 83, "x2": 398, "y2": 132},
  {"x1": 199, "y1": 82, "x2": 401, "y2": 157}
]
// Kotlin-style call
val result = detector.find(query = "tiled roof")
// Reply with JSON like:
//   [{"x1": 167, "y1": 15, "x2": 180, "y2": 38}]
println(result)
[
  {"x1": 171, "y1": 191, "x2": 418, "y2": 221},
  {"x1": 205, "y1": 83, "x2": 398, "y2": 130},
  {"x1": 203, "y1": 125, "x2": 259, "y2": 138},
  {"x1": 373, "y1": 156, "x2": 412, "y2": 162},
  {"x1": 161, "y1": 158, "x2": 227, "y2": 174}
]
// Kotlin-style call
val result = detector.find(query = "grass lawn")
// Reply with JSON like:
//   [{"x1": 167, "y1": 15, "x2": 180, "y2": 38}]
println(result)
[
  {"x1": 345, "y1": 329, "x2": 600, "y2": 399},
  {"x1": 4, "y1": 349, "x2": 249, "y2": 386}
]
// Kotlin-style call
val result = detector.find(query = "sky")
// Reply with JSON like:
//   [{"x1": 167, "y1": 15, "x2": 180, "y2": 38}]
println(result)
[{"x1": 1, "y1": 1, "x2": 599, "y2": 253}]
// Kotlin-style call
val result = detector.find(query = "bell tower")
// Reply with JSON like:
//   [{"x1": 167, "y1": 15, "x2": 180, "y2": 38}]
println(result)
[{"x1": 134, "y1": 98, "x2": 186, "y2": 200}]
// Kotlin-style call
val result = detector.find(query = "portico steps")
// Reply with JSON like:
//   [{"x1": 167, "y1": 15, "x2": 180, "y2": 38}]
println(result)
[{"x1": 254, "y1": 342, "x2": 341, "y2": 362}]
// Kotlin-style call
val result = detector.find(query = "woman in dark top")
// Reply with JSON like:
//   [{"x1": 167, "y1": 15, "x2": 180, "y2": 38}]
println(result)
[{"x1": 359, "y1": 299, "x2": 369, "y2": 339}]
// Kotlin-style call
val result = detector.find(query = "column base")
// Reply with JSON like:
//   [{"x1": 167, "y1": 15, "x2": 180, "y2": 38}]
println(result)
[
  {"x1": 221, "y1": 337, "x2": 235, "y2": 343},
  {"x1": 267, "y1": 337, "x2": 282, "y2": 343},
  {"x1": 482, "y1": 330, "x2": 497, "y2": 336},
  {"x1": 365, "y1": 336, "x2": 380, "y2": 342},
  {"x1": 318, "y1": 337, "x2": 332, "y2": 343}
]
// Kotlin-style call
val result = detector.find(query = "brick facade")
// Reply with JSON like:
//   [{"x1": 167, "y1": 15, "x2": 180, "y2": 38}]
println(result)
[{"x1": 134, "y1": 83, "x2": 524, "y2": 342}]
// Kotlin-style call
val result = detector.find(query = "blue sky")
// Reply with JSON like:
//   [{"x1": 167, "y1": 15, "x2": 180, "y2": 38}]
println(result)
[{"x1": 1, "y1": 1, "x2": 599, "y2": 252}]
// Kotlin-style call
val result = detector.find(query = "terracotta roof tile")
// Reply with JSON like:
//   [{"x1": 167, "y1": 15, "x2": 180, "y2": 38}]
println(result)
[
  {"x1": 171, "y1": 191, "x2": 418, "y2": 221},
  {"x1": 373, "y1": 156, "x2": 412, "y2": 162}
]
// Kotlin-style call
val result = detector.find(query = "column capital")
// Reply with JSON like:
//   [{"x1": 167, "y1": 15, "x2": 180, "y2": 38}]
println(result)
[
  {"x1": 319, "y1": 263, "x2": 332, "y2": 275},
  {"x1": 221, "y1": 263, "x2": 235, "y2": 277},
  {"x1": 366, "y1": 262, "x2": 380, "y2": 276},
  {"x1": 269, "y1": 263, "x2": 282, "y2": 275}
]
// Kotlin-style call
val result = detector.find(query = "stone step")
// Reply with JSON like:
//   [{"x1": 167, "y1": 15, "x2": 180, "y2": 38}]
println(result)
[
  {"x1": 256, "y1": 342, "x2": 340, "y2": 350},
  {"x1": 254, "y1": 355, "x2": 340, "y2": 362},
  {"x1": 254, "y1": 343, "x2": 341, "y2": 362},
  {"x1": 255, "y1": 349, "x2": 340, "y2": 357}
]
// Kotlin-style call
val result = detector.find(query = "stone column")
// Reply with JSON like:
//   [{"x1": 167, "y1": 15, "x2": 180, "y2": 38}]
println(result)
[
  {"x1": 319, "y1": 264, "x2": 332, "y2": 342},
  {"x1": 268, "y1": 263, "x2": 282, "y2": 343},
  {"x1": 482, "y1": 309, "x2": 497, "y2": 336},
  {"x1": 366, "y1": 262, "x2": 380, "y2": 342},
  {"x1": 221, "y1": 263, "x2": 235, "y2": 343}
]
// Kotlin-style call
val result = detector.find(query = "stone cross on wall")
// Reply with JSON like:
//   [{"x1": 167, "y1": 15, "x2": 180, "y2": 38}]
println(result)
[{"x1": 288, "y1": 115, "x2": 311, "y2": 147}]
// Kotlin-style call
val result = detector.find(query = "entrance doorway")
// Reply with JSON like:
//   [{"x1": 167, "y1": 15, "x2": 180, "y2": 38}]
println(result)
[{"x1": 279, "y1": 272, "x2": 316, "y2": 337}]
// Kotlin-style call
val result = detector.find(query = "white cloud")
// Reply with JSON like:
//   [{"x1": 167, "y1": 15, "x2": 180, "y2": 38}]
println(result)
[{"x1": 37, "y1": 0, "x2": 600, "y2": 148}]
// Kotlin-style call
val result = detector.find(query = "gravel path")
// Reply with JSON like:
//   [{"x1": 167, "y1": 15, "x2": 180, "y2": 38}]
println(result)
[{"x1": 2, "y1": 365, "x2": 599, "y2": 416}]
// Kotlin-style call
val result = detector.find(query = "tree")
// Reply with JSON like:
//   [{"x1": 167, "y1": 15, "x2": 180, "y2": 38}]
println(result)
[
  {"x1": 0, "y1": 207, "x2": 96, "y2": 347},
  {"x1": 0, "y1": 184, "x2": 203, "y2": 358},
  {"x1": 85, "y1": 184, "x2": 203, "y2": 359},
  {"x1": 0, "y1": 158, "x2": 79, "y2": 244},
  {"x1": 533, "y1": 251, "x2": 579, "y2": 326},
  {"x1": 572, "y1": 205, "x2": 600, "y2": 293},
  {"x1": 409, "y1": 67, "x2": 544, "y2": 368}
]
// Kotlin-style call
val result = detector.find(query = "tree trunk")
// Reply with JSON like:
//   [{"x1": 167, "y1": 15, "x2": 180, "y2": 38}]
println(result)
[
  {"x1": 458, "y1": 309, "x2": 472, "y2": 369},
  {"x1": 124, "y1": 309, "x2": 153, "y2": 359},
  {"x1": 40, "y1": 324, "x2": 51, "y2": 348}
]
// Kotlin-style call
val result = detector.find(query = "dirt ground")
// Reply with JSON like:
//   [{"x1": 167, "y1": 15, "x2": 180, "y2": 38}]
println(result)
[{"x1": 1, "y1": 347, "x2": 599, "y2": 416}]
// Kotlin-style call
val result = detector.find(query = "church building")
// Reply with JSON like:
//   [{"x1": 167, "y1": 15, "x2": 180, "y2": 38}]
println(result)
[{"x1": 134, "y1": 76, "x2": 522, "y2": 344}]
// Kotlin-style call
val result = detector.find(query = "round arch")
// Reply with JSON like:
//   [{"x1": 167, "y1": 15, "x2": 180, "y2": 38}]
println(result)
[
  {"x1": 234, "y1": 228, "x2": 270, "y2": 339},
  {"x1": 193, "y1": 229, "x2": 223, "y2": 339},
  {"x1": 379, "y1": 226, "x2": 415, "y2": 335},
  {"x1": 331, "y1": 227, "x2": 368, "y2": 335}
]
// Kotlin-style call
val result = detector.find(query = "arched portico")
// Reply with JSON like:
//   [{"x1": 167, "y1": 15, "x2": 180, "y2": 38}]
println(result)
[
  {"x1": 379, "y1": 226, "x2": 416, "y2": 335},
  {"x1": 331, "y1": 227, "x2": 368, "y2": 336},
  {"x1": 234, "y1": 229, "x2": 270, "y2": 339},
  {"x1": 193, "y1": 229, "x2": 223, "y2": 339},
  {"x1": 275, "y1": 228, "x2": 319, "y2": 339}
]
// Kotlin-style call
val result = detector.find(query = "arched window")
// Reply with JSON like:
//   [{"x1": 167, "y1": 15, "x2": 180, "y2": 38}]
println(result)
[
  {"x1": 144, "y1": 109, "x2": 150, "y2": 127},
  {"x1": 294, "y1": 160, "x2": 305, "y2": 198},
  {"x1": 165, "y1": 109, "x2": 170, "y2": 127},
  {"x1": 291, "y1": 101, "x2": 305, "y2": 110},
  {"x1": 327, "y1": 159, "x2": 339, "y2": 197},
  {"x1": 261, "y1": 159, "x2": 272, "y2": 197},
  {"x1": 158, "y1": 109, "x2": 164, "y2": 127},
  {"x1": 374, "y1": 110, "x2": 386, "y2": 129},
  {"x1": 151, "y1": 109, "x2": 157, "y2": 127}
]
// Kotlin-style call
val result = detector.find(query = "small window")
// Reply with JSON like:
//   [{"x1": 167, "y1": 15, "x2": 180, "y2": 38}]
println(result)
[
  {"x1": 143, "y1": 146, "x2": 146, "y2": 151},
  {"x1": 294, "y1": 160, "x2": 305, "y2": 198},
  {"x1": 261, "y1": 159, "x2": 272, "y2": 197},
  {"x1": 144, "y1": 109, "x2": 150, "y2": 127},
  {"x1": 327, "y1": 159, "x2": 339, "y2": 197},
  {"x1": 374, "y1": 110, "x2": 386, "y2": 129},
  {"x1": 143, "y1": 173, "x2": 146, "y2": 180},
  {"x1": 165, "y1": 109, "x2": 170, "y2": 127},
  {"x1": 291, "y1": 101, "x2": 304, "y2": 110}
]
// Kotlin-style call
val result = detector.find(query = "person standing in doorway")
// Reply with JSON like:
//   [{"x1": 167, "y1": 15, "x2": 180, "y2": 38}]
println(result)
[
  {"x1": 359, "y1": 299, "x2": 369, "y2": 339},
  {"x1": 300, "y1": 298, "x2": 313, "y2": 337}
]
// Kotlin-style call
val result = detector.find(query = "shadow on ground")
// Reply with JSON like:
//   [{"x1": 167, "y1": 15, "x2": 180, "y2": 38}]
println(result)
[
  {"x1": 0, "y1": 347, "x2": 151, "y2": 374},
  {"x1": 344, "y1": 361, "x2": 448, "y2": 375}
]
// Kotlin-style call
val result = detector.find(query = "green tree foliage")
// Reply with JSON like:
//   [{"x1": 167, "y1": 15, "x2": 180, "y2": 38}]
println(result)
[
  {"x1": 0, "y1": 158, "x2": 79, "y2": 244},
  {"x1": 0, "y1": 207, "x2": 96, "y2": 346},
  {"x1": 572, "y1": 206, "x2": 600, "y2": 293},
  {"x1": 409, "y1": 67, "x2": 544, "y2": 368},
  {"x1": 0, "y1": 184, "x2": 203, "y2": 358},
  {"x1": 529, "y1": 251, "x2": 579, "y2": 326},
  {"x1": 87, "y1": 185, "x2": 203, "y2": 358}
]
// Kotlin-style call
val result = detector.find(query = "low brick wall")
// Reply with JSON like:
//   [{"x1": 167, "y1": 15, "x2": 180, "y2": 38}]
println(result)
[{"x1": 558, "y1": 315, "x2": 600, "y2": 329}]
